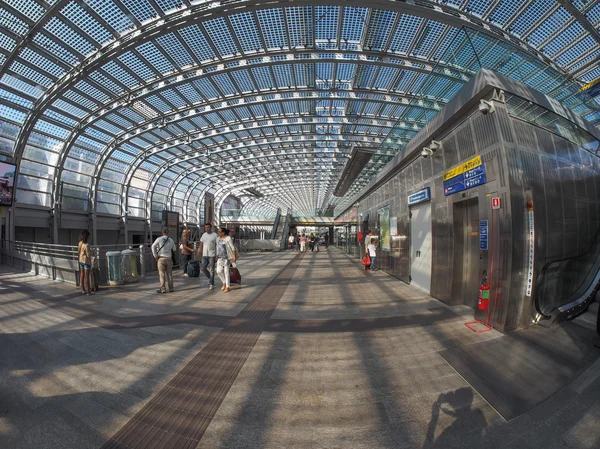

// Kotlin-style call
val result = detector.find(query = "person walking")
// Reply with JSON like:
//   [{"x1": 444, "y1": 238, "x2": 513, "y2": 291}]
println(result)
[
  {"x1": 363, "y1": 230, "x2": 373, "y2": 271},
  {"x1": 198, "y1": 223, "x2": 218, "y2": 290},
  {"x1": 309, "y1": 233, "x2": 315, "y2": 251},
  {"x1": 314, "y1": 234, "x2": 320, "y2": 252},
  {"x1": 299, "y1": 234, "x2": 307, "y2": 252},
  {"x1": 78, "y1": 230, "x2": 93, "y2": 295},
  {"x1": 152, "y1": 227, "x2": 176, "y2": 293},
  {"x1": 288, "y1": 233, "x2": 295, "y2": 250},
  {"x1": 216, "y1": 227, "x2": 237, "y2": 293},
  {"x1": 295, "y1": 233, "x2": 300, "y2": 251},
  {"x1": 368, "y1": 237, "x2": 377, "y2": 273},
  {"x1": 180, "y1": 229, "x2": 194, "y2": 276}
]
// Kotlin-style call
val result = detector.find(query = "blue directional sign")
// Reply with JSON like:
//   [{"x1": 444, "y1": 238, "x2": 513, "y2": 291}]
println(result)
[
  {"x1": 479, "y1": 219, "x2": 488, "y2": 250},
  {"x1": 408, "y1": 187, "x2": 431, "y2": 206},
  {"x1": 443, "y1": 162, "x2": 487, "y2": 196}
]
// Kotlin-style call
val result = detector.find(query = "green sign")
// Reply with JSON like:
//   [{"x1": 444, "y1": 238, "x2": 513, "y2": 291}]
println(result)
[{"x1": 379, "y1": 206, "x2": 390, "y2": 251}]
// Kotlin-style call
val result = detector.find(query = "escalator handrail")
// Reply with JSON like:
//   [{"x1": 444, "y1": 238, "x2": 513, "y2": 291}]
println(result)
[{"x1": 534, "y1": 228, "x2": 600, "y2": 318}]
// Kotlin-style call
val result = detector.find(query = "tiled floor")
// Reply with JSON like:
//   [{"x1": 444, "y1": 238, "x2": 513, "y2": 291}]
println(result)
[{"x1": 1, "y1": 248, "x2": 599, "y2": 449}]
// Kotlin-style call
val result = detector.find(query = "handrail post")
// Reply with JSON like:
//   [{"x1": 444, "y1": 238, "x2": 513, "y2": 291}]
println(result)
[{"x1": 139, "y1": 245, "x2": 145, "y2": 277}]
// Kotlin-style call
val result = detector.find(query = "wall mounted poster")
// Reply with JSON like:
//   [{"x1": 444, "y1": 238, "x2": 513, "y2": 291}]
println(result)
[
  {"x1": 379, "y1": 206, "x2": 390, "y2": 251},
  {"x1": 390, "y1": 216, "x2": 398, "y2": 236},
  {"x1": 0, "y1": 161, "x2": 16, "y2": 207}
]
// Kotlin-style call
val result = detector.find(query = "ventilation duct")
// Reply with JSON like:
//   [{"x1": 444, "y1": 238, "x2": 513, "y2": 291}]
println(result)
[{"x1": 333, "y1": 147, "x2": 377, "y2": 197}]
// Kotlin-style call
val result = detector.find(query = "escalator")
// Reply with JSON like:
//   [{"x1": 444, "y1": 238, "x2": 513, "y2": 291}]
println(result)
[
  {"x1": 270, "y1": 208, "x2": 281, "y2": 240},
  {"x1": 535, "y1": 229, "x2": 600, "y2": 326}
]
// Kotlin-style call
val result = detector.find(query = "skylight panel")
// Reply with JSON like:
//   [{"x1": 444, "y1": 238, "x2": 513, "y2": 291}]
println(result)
[
  {"x1": 464, "y1": 0, "x2": 495, "y2": 18},
  {"x1": 45, "y1": 17, "x2": 96, "y2": 56},
  {"x1": 390, "y1": 15, "x2": 422, "y2": 54},
  {"x1": 267, "y1": 103, "x2": 283, "y2": 116},
  {"x1": 156, "y1": 33, "x2": 195, "y2": 68},
  {"x1": 413, "y1": 21, "x2": 444, "y2": 58},
  {"x1": 89, "y1": 70, "x2": 124, "y2": 95},
  {"x1": 61, "y1": 1, "x2": 112, "y2": 45},
  {"x1": 178, "y1": 25, "x2": 215, "y2": 62},
  {"x1": 121, "y1": 143, "x2": 142, "y2": 156},
  {"x1": 86, "y1": 0, "x2": 134, "y2": 34},
  {"x1": 76, "y1": 135, "x2": 104, "y2": 152},
  {"x1": 588, "y1": 4, "x2": 600, "y2": 27},
  {"x1": 527, "y1": 8, "x2": 570, "y2": 47},
  {"x1": 136, "y1": 42, "x2": 175, "y2": 75},
  {"x1": 286, "y1": 6, "x2": 313, "y2": 48},
  {"x1": 433, "y1": 27, "x2": 458, "y2": 59},
  {"x1": 0, "y1": 32, "x2": 16, "y2": 52},
  {"x1": 191, "y1": 116, "x2": 208, "y2": 128},
  {"x1": 250, "y1": 104, "x2": 267, "y2": 118},
  {"x1": 251, "y1": 66, "x2": 275, "y2": 90},
  {"x1": 32, "y1": 34, "x2": 79, "y2": 68},
  {"x1": 155, "y1": 0, "x2": 183, "y2": 14},
  {"x1": 581, "y1": 66, "x2": 600, "y2": 83},
  {"x1": 364, "y1": 10, "x2": 397, "y2": 51},
  {"x1": 510, "y1": 0, "x2": 556, "y2": 37},
  {"x1": 568, "y1": 48, "x2": 600, "y2": 73},
  {"x1": 203, "y1": 17, "x2": 238, "y2": 58},
  {"x1": 294, "y1": 63, "x2": 310, "y2": 87},
  {"x1": 488, "y1": 2, "x2": 521, "y2": 27},
  {"x1": 230, "y1": 70, "x2": 255, "y2": 93},
  {"x1": 234, "y1": 106, "x2": 252, "y2": 120},
  {"x1": 5, "y1": 0, "x2": 44, "y2": 22},
  {"x1": 34, "y1": 119, "x2": 69, "y2": 139},
  {"x1": 373, "y1": 66, "x2": 396, "y2": 91},
  {"x1": 120, "y1": 0, "x2": 158, "y2": 23},
  {"x1": 272, "y1": 64, "x2": 294, "y2": 89},
  {"x1": 257, "y1": 9, "x2": 287, "y2": 49},
  {"x1": 101, "y1": 61, "x2": 138, "y2": 89},
  {"x1": 221, "y1": 109, "x2": 237, "y2": 122},
  {"x1": 95, "y1": 119, "x2": 122, "y2": 134},
  {"x1": 10, "y1": 61, "x2": 53, "y2": 88},
  {"x1": 229, "y1": 12, "x2": 262, "y2": 53},
  {"x1": 53, "y1": 99, "x2": 86, "y2": 118},
  {"x1": 20, "y1": 47, "x2": 65, "y2": 78},
  {"x1": 556, "y1": 35, "x2": 595, "y2": 67},
  {"x1": 341, "y1": 7, "x2": 367, "y2": 43},
  {"x1": 0, "y1": 9, "x2": 28, "y2": 36},
  {"x1": 542, "y1": 22, "x2": 585, "y2": 56},
  {"x1": 85, "y1": 127, "x2": 111, "y2": 142},
  {"x1": 354, "y1": 65, "x2": 377, "y2": 88},
  {"x1": 160, "y1": 89, "x2": 187, "y2": 108},
  {"x1": 211, "y1": 73, "x2": 238, "y2": 96},
  {"x1": 194, "y1": 78, "x2": 220, "y2": 100},
  {"x1": 118, "y1": 51, "x2": 155, "y2": 81},
  {"x1": 1, "y1": 74, "x2": 42, "y2": 99}
]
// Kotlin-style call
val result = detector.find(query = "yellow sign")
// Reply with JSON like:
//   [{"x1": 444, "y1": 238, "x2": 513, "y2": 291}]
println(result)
[
  {"x1": 443, "y1": 155, "x2": 483, "y2": 181},
  {"x1": 581, "y1": 77, "x2": 600, "y2": 92}
]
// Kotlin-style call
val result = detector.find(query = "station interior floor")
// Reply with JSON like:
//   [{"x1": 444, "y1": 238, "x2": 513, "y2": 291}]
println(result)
[{"x1": 1, "y1": 247, "x2": 599, "y2": 449}]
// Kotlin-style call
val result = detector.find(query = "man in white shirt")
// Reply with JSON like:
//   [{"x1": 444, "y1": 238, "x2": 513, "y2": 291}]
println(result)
[
  {"x1": 152, "y1": 226, "x2": 176, "y2": 293},
  {"x1": 198, "y1": 223, "x2": 218, "y2": 290}
]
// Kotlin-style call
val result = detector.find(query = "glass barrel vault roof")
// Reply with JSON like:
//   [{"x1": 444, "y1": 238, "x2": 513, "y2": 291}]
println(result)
[{"x1": 0, "y1": 0, "x2": 599, "y2": 220}]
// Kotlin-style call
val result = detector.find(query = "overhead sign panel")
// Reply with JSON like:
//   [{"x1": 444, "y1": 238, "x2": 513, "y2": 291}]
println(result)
[
  {"x1": 443, "y1": 156, "x2": 487, "y2": 196},
  {"x1": 581, "y1": 77, "x2": 600, "y2": 99}
]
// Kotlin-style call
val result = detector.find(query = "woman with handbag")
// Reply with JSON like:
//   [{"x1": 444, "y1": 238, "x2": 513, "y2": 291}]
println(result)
[{"x1": 216, "y1": 227, "x2": 237, "y2": 293}]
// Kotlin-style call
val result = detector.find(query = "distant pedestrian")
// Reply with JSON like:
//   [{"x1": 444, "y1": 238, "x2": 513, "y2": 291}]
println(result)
[
  {"x1": 152, "y1": 227, "x2": 176, "y2": 293},
  {"x1": 216, "y1": 227, "x2": 237, "y2": 293},
  {"x1": 309, "y1": 233, "x2": 315, "y2": 251},
  {"x1": 180, "y1": 229, "x2": 194, "y2": 276},
  {"x1": 368, "y1": 238, "x2": 377, "y2": 272},
  {"x1": 78, "y1": 230, "x2": 93, "y2": 295},
  {"x1": 300, "y1": 234, "x2": 307, "y2": 252},
  {"x1": 314, "y1": 234, "x2": 320, "y2": 252},
  {"x1": 324, "y1": 234, "x2": 329, "y2": 248},
  {"x1": 198, "y1": 223, "x2": 217, "y2": 290},
  {"x1": 288, "y1": 234, "x2": 295, "y2": 250},
  {"x1": 295, "y1": 233, "x2": 300, "y2": 251}
]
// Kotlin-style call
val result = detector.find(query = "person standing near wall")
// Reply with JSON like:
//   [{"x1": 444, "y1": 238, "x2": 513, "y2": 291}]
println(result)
[
  {"x1": 368, "y1": 238, "x2": 377, "y2": 273},
  {"x1": 152, "y1": 226, "x2": 176, "y2": 293},
  {"x1": 180, "y1": 229, "x2": 194, "y2": 276},
  {"x1": 198, "y1": 223, "x2": 218, "y2": 290},
  {"x1": 216, "y1": 227, "x2": 237, "y2": 293},
  {"x1": 363, "y1": 230, "x2": 372, "y2": 271},
  {"x1": 78, "y1": 230, "x2": 93, "y2": 295}
]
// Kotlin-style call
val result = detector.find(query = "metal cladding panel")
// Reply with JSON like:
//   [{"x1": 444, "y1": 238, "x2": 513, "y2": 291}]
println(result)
[
  {"x1": 422, "y1": 154, "x2": 433, "y2": 181},
  {"x1": 540, "y1": 155, "x2": 565, "y2": 260},
  {"x1": 513, "y1": 120, "x2": 537, "y2": 149},
  {"x1": 430, "y1": 175, "x2": 452, "y2": 302},
  {"x1": 573, "y1": 164, "x2": 590, "y2": 254},
  {"x1": 496, "y1": 107, "x2": 514, "y2": 144},
  {"x1": 534, "y1": 127, "x2": 555, "y2": 157},
  {"x1": 456, "y1": 124, "x2": 476, "y2": 160},
  {"x1": 473, "y1": 112, "x2": 498, "y2": 151},
  {"x1": 443, "y1": 133, "x2": 458, "y2": 170}
]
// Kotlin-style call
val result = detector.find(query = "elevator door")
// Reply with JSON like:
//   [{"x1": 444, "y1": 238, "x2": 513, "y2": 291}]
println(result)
[
  {"x1": 451, "y1": 198, "x2": 480, "y2": 308},
  {"x1": 410, "y1": 202, "x2": 432, "y2": 294}
]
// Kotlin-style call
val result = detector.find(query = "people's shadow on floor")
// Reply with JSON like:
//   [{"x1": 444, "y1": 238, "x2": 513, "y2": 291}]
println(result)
[{"x1": 423, "y1": 387, "x2": 487, "y2": 448}]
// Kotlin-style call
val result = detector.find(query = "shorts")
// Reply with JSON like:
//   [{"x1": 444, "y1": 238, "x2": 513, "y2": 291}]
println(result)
[{"x1": 79, "y1": 262, "x2": 91, "y2": 270}]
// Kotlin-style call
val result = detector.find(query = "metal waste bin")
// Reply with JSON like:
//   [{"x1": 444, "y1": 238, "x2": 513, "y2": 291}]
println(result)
[
  {"x1": 121, "y1": 249, "x2": 139, "y2": 283},
  {"x1": 106, "y1": 251, "x2": 124, "y2": 286}
]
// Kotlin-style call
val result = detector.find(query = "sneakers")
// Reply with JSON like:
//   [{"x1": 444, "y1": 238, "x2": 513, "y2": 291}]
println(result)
[
  {"x1": 157, "y1": 289, "x2": 166, "y2": 294},
  {"x1": 209, "y1": 285, "x2": 214, "y2": 290}
]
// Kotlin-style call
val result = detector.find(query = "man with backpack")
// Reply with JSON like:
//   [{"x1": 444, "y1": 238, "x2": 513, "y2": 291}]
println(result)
[{"x1": 152, "y1": 227, "x2": 176, "y2": 293}]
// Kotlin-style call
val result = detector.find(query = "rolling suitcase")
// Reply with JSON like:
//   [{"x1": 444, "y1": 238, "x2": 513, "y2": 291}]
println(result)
[
  {"x1": 229, "y1": 265, "x2": 241, "y2": 285},
  {"x1": 187, "y1": 260, "x2": 200, "y2": 277}
]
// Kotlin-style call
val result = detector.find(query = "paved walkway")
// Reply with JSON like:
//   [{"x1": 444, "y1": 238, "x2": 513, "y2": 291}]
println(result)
[{"x1": 0, "y1": 248, "x2": 599, "y2": 449}]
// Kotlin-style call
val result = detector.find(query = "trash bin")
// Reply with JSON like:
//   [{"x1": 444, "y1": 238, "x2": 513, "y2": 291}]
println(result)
[
  {"x1": 106, "y1": 251, "x2": 124, "y2": 286},
  {"x1": 121, "y1": 249, "x2": 139, "y2": 283}
]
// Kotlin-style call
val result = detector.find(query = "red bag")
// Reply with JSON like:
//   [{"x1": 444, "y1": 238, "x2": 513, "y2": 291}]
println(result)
[
  {"x1": 362, "y1": 255, "x2": 371, "y2": 266},
  {"x1": 230, "y1": 265, "x2": 242, "y2": 284}
]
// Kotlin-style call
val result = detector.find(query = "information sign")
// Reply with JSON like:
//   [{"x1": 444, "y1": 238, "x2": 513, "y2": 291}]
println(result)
[
  {"x1": 492, "y1": 197, "x2": 501, "y2": 209},
  {"x1": 479, "y1": 220, "x2": 488, "y2": 251},
  {"x1": 408, "y1": 187, "x2": 431, "y2": 206},
  {"x1": 443, "y1": 157, "x2": 487, "y2": 196}
]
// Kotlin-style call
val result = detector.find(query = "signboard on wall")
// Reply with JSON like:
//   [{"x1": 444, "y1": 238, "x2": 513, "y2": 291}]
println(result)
[
  {"x1": 204, "y1": 192, "x2": 215, "y2": 226},
  {"x1": 390, "y1": 217, "x2": 398, "y2": 236},
  {"x1": 479, "y1": 220, "x2": 488, "y2": 251},
  {"x1": 0, "y1": 161, "x2": 16, "y2": 207},
  {"x1": 443, "y1": 155, "x2": 487, "y2": 196},
  {"x1": 379, "y1": 206, "x2": 390, "y2": 251},
  {"x1": 162, "y1": 210, "x2": 180, "y2": 247},
  {"x1": 408, "y1": 187, "x2": 431, "y2": 206}
]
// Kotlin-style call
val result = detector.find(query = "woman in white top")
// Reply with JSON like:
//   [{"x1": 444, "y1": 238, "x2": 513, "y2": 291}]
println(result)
[
  {"x1": 367, "y1": 238, "x2": 377, "y2": 273},
  {"x1": 216, "y1": 227, "x2": 237, "y2": 292}
]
